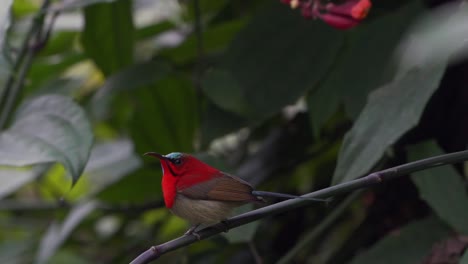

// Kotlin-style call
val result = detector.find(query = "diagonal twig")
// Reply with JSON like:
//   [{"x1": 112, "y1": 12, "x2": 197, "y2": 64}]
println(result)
[{"x1": 129, "y1": 149, "x2": 468, "y2": 264}]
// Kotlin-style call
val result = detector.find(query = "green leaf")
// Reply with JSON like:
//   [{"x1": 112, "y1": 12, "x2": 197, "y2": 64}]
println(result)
[
  {"x1": 129, "y1": 74, "x2": 198, "y2": 154},
  {"x1": 332, "y1": 64, "x2": 446, "y2": 184},
  {"x1": 308, "y1": 0, "x2": 425, "y2": 134},
  {"x1": 200, "y1": 102, "x2": 247, "y2": 148},
  {"x1": 203, "y1": 1, "x2": 343, "y2": 121},
  {"x1": 0, "y1": 95, "x2": 94, "y2": 183},
  {"x1": 161, "y1": 19, "x2": 247, "y2": 64},
  {"x1": 349, "y1": 217, "x2": 450, "y2": 264},
  {"x1": 81, "y1": 0, "x2": 134, "y2": 76},
  {"x1": 91, "y1": 61, "x2": 171, "y2": 119},
  {"x1": 408, "y1": 141, "x2": 468, "y2": 235},
  {"x1": 35, "y1": 201, "x2": 98, "y2": 264},
  {"x1": 73, "y1": 138, "x2": 142, "y2": 197}
]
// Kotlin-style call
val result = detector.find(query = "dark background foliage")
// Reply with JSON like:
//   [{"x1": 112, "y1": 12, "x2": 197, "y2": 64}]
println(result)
[{"x1": 0, "y1": 0, "x2": 467, "y2": 263}]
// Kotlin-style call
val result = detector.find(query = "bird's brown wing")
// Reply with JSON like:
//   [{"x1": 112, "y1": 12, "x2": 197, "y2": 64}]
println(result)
[{"x1": 178, "y1": 173, "x2": 259, "y2": 202}]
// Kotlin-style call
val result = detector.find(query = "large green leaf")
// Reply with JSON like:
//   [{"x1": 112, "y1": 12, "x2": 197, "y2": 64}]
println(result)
[
  {"x1": 202, "y1": 1, "x2": 343, "y2": 120},
  {"x1": 349, "y1": 217, "x2": 450, "y2": 264},
  {"x1": 81, "y1": 0, "x2": 134, "y2": 76},
  {"x1": 91, "y1": 61, "x2": 171, "y2": 119},
  {"x1": 409, "y1": 141, "x2": 468, "y2": 235},
  {"x1": 308, "y1": 0, "x2": 425, "y2": 136},
  {"x1": 35, "y1": 201, "x2": 98, "y2": 264},
  {"x1": 0, "y1": 95, "x2": 93, "y2": 183},
  {"x1": 332, "y1": 63, "x2": 446, "y2": 184},
  {"x1": 128, "y1": 74, "x2": 198, "y2": 154}
]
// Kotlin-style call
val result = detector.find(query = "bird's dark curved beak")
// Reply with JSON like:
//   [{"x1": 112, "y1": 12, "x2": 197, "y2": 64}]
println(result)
[{"x1": 143, "y1": 152, "x2": 170, "y2": 161}]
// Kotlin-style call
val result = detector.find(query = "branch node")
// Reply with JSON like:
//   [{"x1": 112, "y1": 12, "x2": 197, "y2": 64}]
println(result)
[{"x1": 150, "y1": 246, "x2": 159, "y2": 254}]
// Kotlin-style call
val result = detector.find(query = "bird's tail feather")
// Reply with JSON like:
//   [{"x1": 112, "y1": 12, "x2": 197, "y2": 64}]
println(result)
[{"x1": 251, "y1": 191, "x2": 330, "y2": 203}]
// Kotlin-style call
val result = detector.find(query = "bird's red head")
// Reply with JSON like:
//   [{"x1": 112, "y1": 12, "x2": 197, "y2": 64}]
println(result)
[{"x1": 144, "y1": 152, "x2": 220, "y2": 208}]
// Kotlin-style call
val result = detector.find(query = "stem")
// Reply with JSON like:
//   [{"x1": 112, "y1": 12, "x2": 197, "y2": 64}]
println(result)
[
  {"x1": 0, "y1": 0, "x2": 52, "y2": 129},
  {"x1": 129, "y1": 149, "x2": 468, "y2": 264}
]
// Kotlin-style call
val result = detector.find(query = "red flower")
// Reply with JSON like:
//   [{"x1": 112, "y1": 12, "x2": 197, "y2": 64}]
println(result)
[
  {"x1": 315, "y1": 0, "x2": 372, "y2": 29},
  {"x1": 280, "y1": 0, "x2": 372, "y2": 30}
]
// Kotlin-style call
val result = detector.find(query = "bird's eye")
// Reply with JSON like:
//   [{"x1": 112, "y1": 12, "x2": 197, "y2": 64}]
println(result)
[{"x1": 172, "y1": 158, "x2": 181, "y2": 165}]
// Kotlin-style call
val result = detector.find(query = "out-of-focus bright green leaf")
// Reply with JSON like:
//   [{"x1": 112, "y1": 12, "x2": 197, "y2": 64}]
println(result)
[
  {"x1": 0, "y1": 95, "x2": 93, "y2": 183},
  {"x1": 81, "y1": 0, "x2": 134, "y2": 76},
  {"x1": 35, "y1": 201, "x2": 98, "y2": 264},
  {"x1": 203, "y1": 1, "x2": 343, "y2": 121},
  {"x1": 91, "y1": 61, "x2": 171, "y2": 119},
  {"x1": 408, "y1": 141, "x2": 468, "y2": 235},
  {"x1": 349, "y1": 217, "x2": 450, "y2": 264},
  {"x1": 223, "y1": 204, "x2": 259, "y2": 243},
  {"x1": 332, "y1": 64, "x2": 446, "y2": 184},
  {"x1": 39, "y1": 31, "x2": 78, "y2": 57},
  {"x1": 308, "y1": 0, "x2": 425, "y2": 135}
]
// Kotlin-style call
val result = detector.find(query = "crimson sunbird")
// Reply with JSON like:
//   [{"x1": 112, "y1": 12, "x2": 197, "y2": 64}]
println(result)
[{"x1": 144, "y1": 152, "x2": 325, "y2": 237}]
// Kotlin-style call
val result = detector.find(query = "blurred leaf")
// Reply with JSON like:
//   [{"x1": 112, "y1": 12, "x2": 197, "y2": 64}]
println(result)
[
  {"x1": 12, "y1": 0, "x2": 38, "y2": 16},
  {"x1": 332, "y1": 64, "x2": 446, "y2": 184},
  {"x1": 0, "y1": 165, "x2": 46, "y2": 199},
  {"x1": 50, "y1": 0, "x2": 120, "y2": 12},
  {"x1": 461, "y1": 250, "x2": 468, "y2": 264},
  {"x1": 223, "y1": 204, "x2": 259, "y2": 243},
  {"x1": 91, "y1": 60, "x2": 171, "y2": 119},
  {"x1": 349, "y1": 217, "x2": 450, "y2": 264},
  {"x1": 203, "y1": 1, "x2": 343, "y2": 121},
  {"x1": 81, "y1": 0, "x2": 134, "y2": 76},
  {"x1": 0, "y1": 95, "x2": 93, "y2": 183},
  {"x1": 397, "y1": 3, "x2": 468, "y2": 74},
  {"x1": 129, "y1": 74, "x2": 198, "y2": 154},
  {"x1": 74, "y1": 138, "x2": 142, "y2": 197},
  {"x1": 408, "y1": 141, "x2": 468, "y2": 235},
  {"x1": 98, "y1": 167, "x2": 161, "y2": 203},
  {"x1": 162, "y1": 18, "x2": 247, "y2": 64},
  {"x1": 203, "y1": 70, "x2": 250, "y2": 116},
  {"x1": 0, "y1": 240, "x2": 33, "y2": 264},
  {"x1": 0, "y1": 0, "x2": 13, "y2": 85},
  {"x1": 39, "y1": 31, "x2": 78, "y2": 57},
  {"x1": 35, "y1": 201, "x2": 98, "y2": 264},
  {"x1": 47, "y1": 249, "x2": 89, "y2": 264},
  {"x1": 200, "y1": 102, "x2": 247, "y2": 148},
  {"x1": 29, "y1": 52, "x2": 84, "y2": 84},
  {"x1": 308, "y1": 0, "x2": 425, "y2": 134}
]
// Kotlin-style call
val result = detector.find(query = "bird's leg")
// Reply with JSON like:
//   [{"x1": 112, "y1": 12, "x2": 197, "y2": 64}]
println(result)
[
  {"x1": 215, "y1": 220, "x2": 230, "y2": 233},
  {"x1": 184, "y1": 224, "x2": 201, "y2": 240}
]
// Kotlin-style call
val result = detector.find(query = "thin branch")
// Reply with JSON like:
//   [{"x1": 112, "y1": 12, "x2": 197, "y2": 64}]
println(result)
[
  {"x1": 277, "y1": 191, "x2": 362, "y2": 264},
  {"x1": 0, "y1": 0, "x2": 53, "y2": 129},
  {"x1": 129, "y1": 149, "x2": 468, "y2": 264}
]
